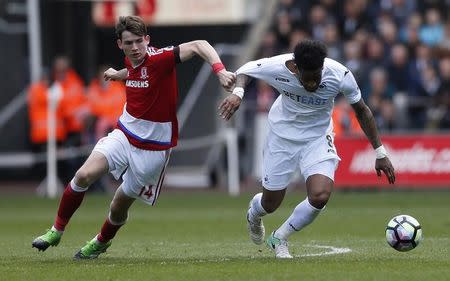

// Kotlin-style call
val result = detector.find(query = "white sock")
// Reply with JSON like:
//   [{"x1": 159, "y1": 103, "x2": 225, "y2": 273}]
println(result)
[
  {"x1": 274, "y1": 198, "x2": 322, "y2": 240},
  {"x1": 51, "y1": 225, "x2": 64, "y2": 235},
  {"x1": 70, "y1": 178, "x2": 88, "y2": 192},
  {"x1": 248, "y1": 193, "x2": 267, "y2": 222}
]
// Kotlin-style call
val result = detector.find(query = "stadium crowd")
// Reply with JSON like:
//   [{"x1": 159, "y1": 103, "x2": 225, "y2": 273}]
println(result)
[
  {"x1": 249, "y1": 0, "x2": 449, "y2": 135},
  {"x1": 27, "y1": 56, "x2": 126, "y2": 183}
]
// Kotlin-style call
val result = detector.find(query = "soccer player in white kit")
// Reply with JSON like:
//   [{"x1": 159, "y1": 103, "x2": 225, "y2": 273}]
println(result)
[
  {"x1": 219, "y1": 40, "x2": 396, "y2": 258},
  {"x1": 32, "y1": 16, "x2": 236, "y2": 259}
]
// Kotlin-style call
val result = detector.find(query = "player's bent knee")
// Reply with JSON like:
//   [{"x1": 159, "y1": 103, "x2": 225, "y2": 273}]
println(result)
[
  {"x1": 74, "y1": 169, "x2": 95, "y2": 187},
  {"x1": 261, "y1": 189, "x2": 286, "y2": 213},
  {"x1": 308, "y1": 190, "x2": 331, "y2": 209},
  {"x1": 261, "y1": 198, "x2": 282, "y2": 213}
]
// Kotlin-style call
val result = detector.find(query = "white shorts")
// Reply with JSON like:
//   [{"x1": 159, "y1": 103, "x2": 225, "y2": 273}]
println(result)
[
  {"x1": 261, "y1": 130, "x2": 340, "y2": 190},
  {"x1": 93, "y1": 129, "x2": 171, "y2": 205}
]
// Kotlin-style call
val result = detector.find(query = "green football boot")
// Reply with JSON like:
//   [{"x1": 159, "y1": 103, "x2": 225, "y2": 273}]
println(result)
[
  {"x1": 266, "y1": 231, "x2": 293, "y2": 259},
  {"x1": 73, "y1": 237, "x2": 112, "y2": 260},
  {"x1": 32, "y1": 229, "x2": 62, "y2": 251}
]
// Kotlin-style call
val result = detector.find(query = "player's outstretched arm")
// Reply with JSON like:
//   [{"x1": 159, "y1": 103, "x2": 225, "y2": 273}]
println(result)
[
  {"x1": 104, "y1": 68, "x2": 128, "y2": 81},
  {"x1": 218, "y1": 74, "x2": 251, "y2": 120},
  {"x1": 351, "y1": 99, "x2": 396, "y2": 184},
  {"x1": 178, "y1": 40, "x2": 235, "y2": 91}
]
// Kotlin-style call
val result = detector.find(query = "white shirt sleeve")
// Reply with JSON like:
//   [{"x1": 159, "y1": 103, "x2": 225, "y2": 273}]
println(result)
[
  {"x1": 235, "y1": 58, "x2": 276, "y2": 82},
  {"x1": 339, "y1": 70, "x2": 361, "y2": 104}
]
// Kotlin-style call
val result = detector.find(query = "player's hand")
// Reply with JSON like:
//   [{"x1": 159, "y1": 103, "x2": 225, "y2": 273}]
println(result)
[
  {"x1": 219, "y1": 94, "x2": 241, "y2": 120},
  {"x1": 104, "y1": 68, "x2": 120, "y2": 81},
  {"x1": 217, "y1": 70, "x2": 236, "y2": 92},
  {"x1": 375, "y1": 156, "x2": 395, "y2": 184}
]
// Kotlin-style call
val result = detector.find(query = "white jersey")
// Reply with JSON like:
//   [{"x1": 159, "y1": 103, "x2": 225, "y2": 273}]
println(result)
[{"x1": 236, "y1": 55, "x2": 361, "y2": 141}]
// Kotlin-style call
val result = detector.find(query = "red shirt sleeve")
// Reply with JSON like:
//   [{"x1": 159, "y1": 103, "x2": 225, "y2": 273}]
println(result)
[{"x1": 147, "y1": 46, "x2": 178, "y2": 74}]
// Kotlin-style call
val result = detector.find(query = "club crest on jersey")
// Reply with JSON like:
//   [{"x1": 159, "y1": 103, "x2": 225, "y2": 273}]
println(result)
[{"x1": 140, "y1": 67, "x2": 149, "y2": 79}]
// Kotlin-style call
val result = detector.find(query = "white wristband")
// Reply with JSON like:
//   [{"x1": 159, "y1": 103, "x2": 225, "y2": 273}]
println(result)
[
  {"x1": 375, "y1": 145, "x2": 387, "y2": 159},
  {"x1": 232, "y1": 87, "x2": 244, "y2": 99}
]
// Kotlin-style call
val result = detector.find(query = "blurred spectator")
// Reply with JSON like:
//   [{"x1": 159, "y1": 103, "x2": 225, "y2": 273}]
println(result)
[
  {"x1": 323, "y1": 22, "x2": 343, "y2": 60},
  {"x1": 274, "y1": 11, "x2": 294, "y2": 51},
  {"x1": 419, "y1": 63, "x2": 441, "y2": 98},
  {"x1": 437, "y1": 20, "x2": 450, "y2": 54},
  {"x1": 288, "y1": 28, "x2": 310, "y2": 52},
  {"x1": 27, "y1": 70, "x2": 67, "y2": 148},
  {"x1": 352, "y1": 28, "x2": 370, "y2": 46},
  {"x1": 318, "y1": 0, "x2": 340, "y2": 14},
  {"x1": 433, "y1": 57, "x2": 450, "y2": 128},
  {"x1": 387, "y1": 43, "x2": 410, "y2": 92},
  {"x1": 377, "y1": 13, "x2": 398, "y2": 51},
  {"x1": 339, "y1": 0, "x2": 368, "y2": 39},
  {"x1": 365, "y1": 36, "x2": 386, "y2": 69},
  {"x1": 332, "y1": 95, "x2": 363, "y2": 137},
  {"x1": 399, "y1": 12, "x2": 422, "y2": 49},
  {"x1": 53, "y1": 56, "x2": 89, "y2": 146},
  {"x1": 259, "y1": 30, "x2": 280, "y2": 58},
  {"x1": 344, "y1": 39, "x2": 368, "y2": 87},
  {"x1": 408, "y1": 44, "x2": 435, "y2": 96},
  {"x1": 364, "y1": 67, "x2": 396, "y2": 131},
  {"x1": 417, "y1": 0, "x2": 450, "y2": 11},
  {"x1": 419, "y1": 8, "x2": 445, "y2": 47},
  {"x1": 309, "y1": 4, "x2": 334, "y2": 41},
  {"x1": 407, "y1": 62, "x2": 441, "y2": 129},
  {"x1": 276, "y1": 0, "x2": 308, "y2": 26},
  {"x1": 379, "y1": 0, "x2": 417, "y2": 27},
  {"x1": 86, "y1": 65, "x2": 126, "y2": 141}
]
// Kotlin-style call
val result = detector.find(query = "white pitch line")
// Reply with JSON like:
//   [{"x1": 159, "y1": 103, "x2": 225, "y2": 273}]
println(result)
[
  {"x1": 295, "y1": 244, "x2": 352, "y2": 257},
  {"x1": 156, "y1": 244, "x2": 352, "y2": 264}
]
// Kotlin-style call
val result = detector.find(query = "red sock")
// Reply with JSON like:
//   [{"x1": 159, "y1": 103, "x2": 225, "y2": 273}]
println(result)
[
  {"x1": 97, "y1": 218, "x2": 124, "y2": 244},
  {"x1": 53, "y1": 183, "x2": 86, "y2": 231}
]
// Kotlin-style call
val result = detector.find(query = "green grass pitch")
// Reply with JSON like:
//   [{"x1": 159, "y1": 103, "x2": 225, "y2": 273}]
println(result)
[{"x1": 0, "y1": 190, "x2": 449, "y2": 281}]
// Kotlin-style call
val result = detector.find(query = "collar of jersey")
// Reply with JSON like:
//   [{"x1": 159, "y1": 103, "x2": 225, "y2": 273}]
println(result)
[{"x1": 131, "y1": 53, "x2": 149, "y2": 69}]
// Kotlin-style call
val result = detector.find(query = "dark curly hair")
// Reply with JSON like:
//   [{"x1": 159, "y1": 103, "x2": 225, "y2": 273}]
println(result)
[{"x1": 293, "y1": 40, "x2": 327, "y2": 71}]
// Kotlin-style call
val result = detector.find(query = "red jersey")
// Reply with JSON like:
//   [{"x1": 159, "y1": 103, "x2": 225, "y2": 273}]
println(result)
[{"x1": 118, "y1": 46, "x2": 181, "y2": 150}]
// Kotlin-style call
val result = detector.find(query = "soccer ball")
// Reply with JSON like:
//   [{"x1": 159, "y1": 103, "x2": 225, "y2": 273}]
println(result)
[{"x1": 385, "y1": 215, "x2": 422, "y2": 252}]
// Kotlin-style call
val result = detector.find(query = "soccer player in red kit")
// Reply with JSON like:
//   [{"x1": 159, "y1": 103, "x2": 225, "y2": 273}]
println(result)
[{"x1": 32, "y1": 15, "x2": 235, "y2": 259}]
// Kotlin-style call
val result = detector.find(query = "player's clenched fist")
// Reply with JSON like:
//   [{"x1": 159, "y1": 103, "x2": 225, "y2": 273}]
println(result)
[
  {"x1": 217, "y1": 70, "x2": 236, "y2": 92},
  {"x1": 104, "y1": 68, "x2": 128, "y2": 81}
]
